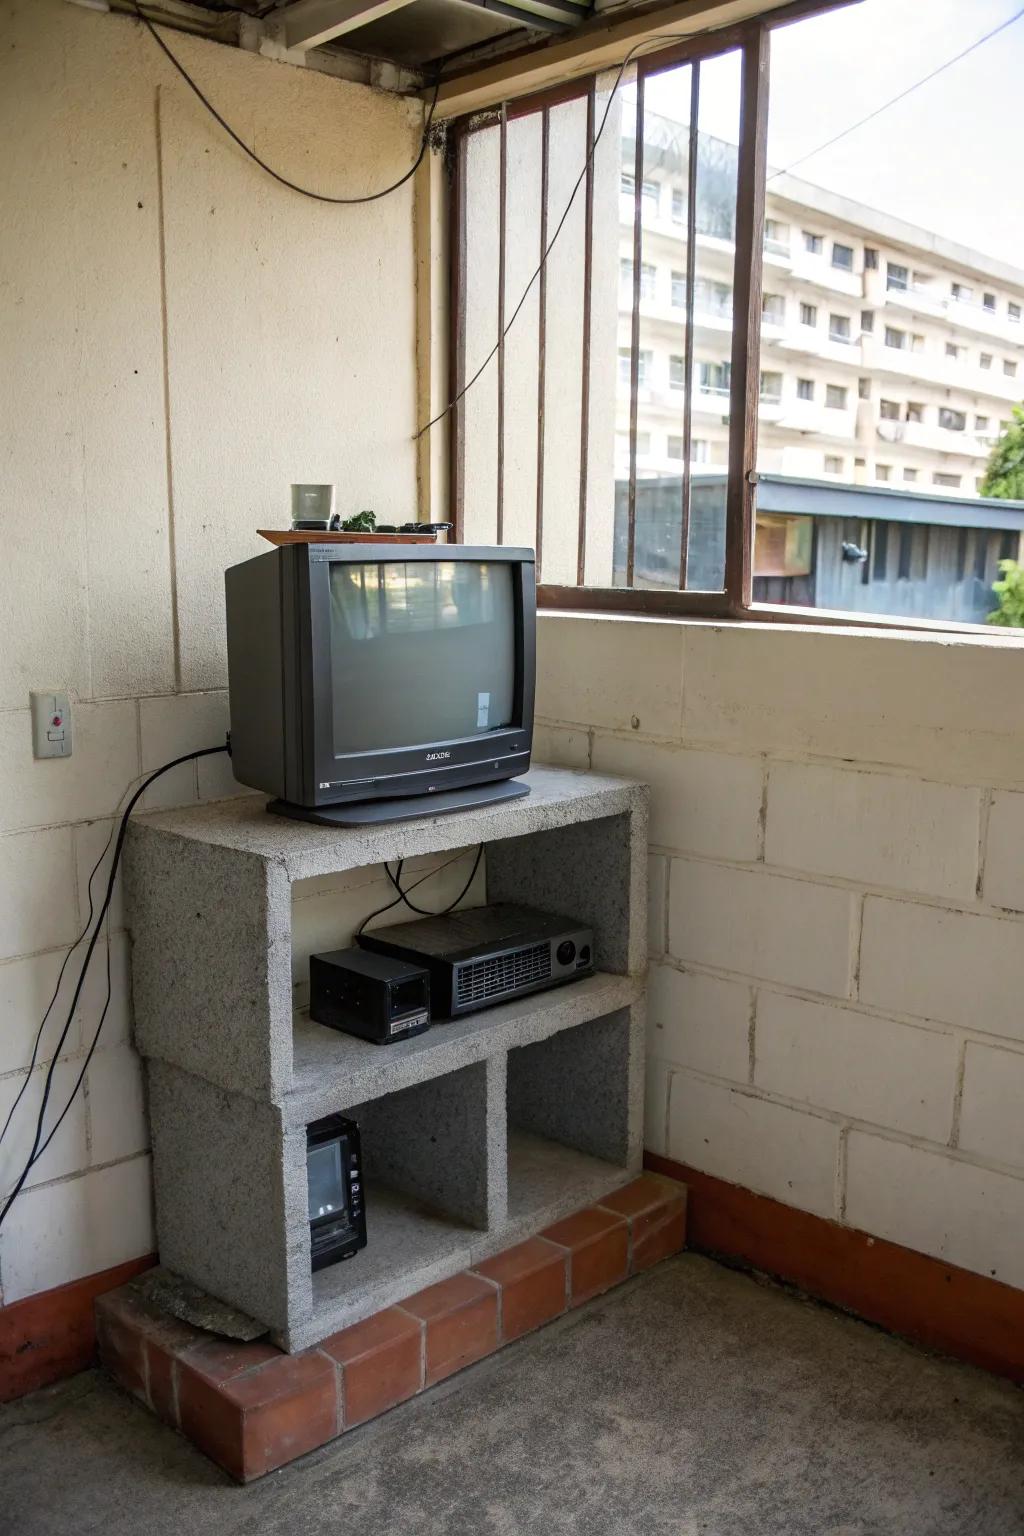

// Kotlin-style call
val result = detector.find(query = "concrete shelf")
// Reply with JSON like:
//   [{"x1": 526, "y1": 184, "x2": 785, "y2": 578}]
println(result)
[{"x1": 127, "y1": 766, "x2": 648, "y2": 1352}]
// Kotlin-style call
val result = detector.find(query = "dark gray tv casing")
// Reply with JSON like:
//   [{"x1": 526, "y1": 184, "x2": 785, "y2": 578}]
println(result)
[{"x1": 224, "y1": 543, "x2": 536, "y2": 821}]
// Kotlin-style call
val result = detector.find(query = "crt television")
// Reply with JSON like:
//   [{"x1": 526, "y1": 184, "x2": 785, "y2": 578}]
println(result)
[{"x1": 225, "y1": 543, "x2": 536, "y2": 825}]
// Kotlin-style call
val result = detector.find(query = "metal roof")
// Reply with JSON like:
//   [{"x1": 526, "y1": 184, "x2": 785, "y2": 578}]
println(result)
[{"x1": 680, "y1": 471, "x2": 1024, "y2": 532}]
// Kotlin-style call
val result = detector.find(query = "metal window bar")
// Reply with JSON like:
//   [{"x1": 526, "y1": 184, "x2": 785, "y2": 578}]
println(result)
[
  {"x1": 625, "y1": 73, "x2": 645, "y2": 589},
  {"x1": 678, "y1": 61, "x2": 700, "y2": 589},
  {"x1": 535, "y1": 108, "x2": 550, "y2": 580},
  {"x1": 496, "y1": 103, "x2": 508, "y2": 544},
  {"x1": 576, "y1": 82, "x2": 595, "y2": 587}
]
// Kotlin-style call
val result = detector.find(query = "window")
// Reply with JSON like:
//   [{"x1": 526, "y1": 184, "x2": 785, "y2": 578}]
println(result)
[
  {"x1": 671, "y1": 270, "x2": 686, "y2": 308},
  {"x1": 799, "y1": 301, "x2": 817, "y2": 326},
  {"x1": 695, "y1": 278, "x2": 732, "y2": 317},
  {"x1": 621, "y1": 173, "x2": 659, "y2": 214},
  {"x1": 671, "y1": 186, "x2": 685, "y2": 223},
  {"x1": 759, "y1": 370, "x2": 783, "y2": 402},
  {"x1": 618, "y1": 347, "x2": 652, "y2": 386},
  {"x1": 669, "y1": 354, "x2": 686, "y2": 388},
  {"x1": 832, "y1": 241, "x2": 854, "y2": 271},
  {"x1": 825, "y1": 384, "x2": 847, "y2": 409},
  {"x1": 762, "y1": 292, "x2": 785, "y2": 323},
  {"x1": 879, "y1": 399, "x2": 900, "y2": 420},
  {"x1": 1010, "y1": 302, "x2": 1022, "y2": 322},
  {"x1": 1004, "y1": 359, "x2": 1018, "y2": 378},
  {"x1": 803, "y1": 231, "x2": 823, "y2": 254},
  {"x1": 698, "y1": 360, "x2": 731, "y2": 394},
  {"x1": 823, "y1": 455, "x2": 843, "y2": 474},
  {"x1": 764, "y1": 218, "x2": 789, "y2": 250},
  {"x1": 911, "y1": 334, "x2": 925, "y2": 352},
  {"x1": 861, "y1": 310, "x2": 874, "y2": 333},
  {"x1": 693, "y1": 439, "x2": 710, "y2": 463},
  {"x1": 934, "y1": 472, "x2": 961, "y2": 488},
  {"x1": 887, "y1": 262, "x2": 908, "y2": 291},
  {"x1": 857, "y1": 377, "x2": 871, "y2": 399},
  {"x1": 619, "y1": 258, "x2": 656, "y2": 300},
  {"x1": 864, "y1": 247, "x2": 879, "y2": 270},
  {"x1": 828, "y1": 313, "x2": 851, "y2": 342},
  {"x1": 975, "y1": 415, "x2": 990, "y2": 431},
  {"x1": 905, "y1": 402, "x2": 923, "y2": 423},
  {"x1": 945, "y1": 341, "x2": 960, "y2": 360},
  {"x1": 903, "y1": 467, "x2": 918, "y2": 482},
  {"x1": 667, "y1": 435, "x2": 684, "y2": 460},
  {"x1": 939, "y1": 408, "x2": 966, "y2": 431},
  {"x1": 951, "y1": 282, "x2": 973, "y2": 302},
  {"x1": 640, "y1": 263, "x2": 656, "y2": 300},
  {"x1": 635, "y1": 431, "x2": 652, "y2": 454},
  {"x1": 885, "y1": 326, "x2": 906, "y2": 349},
  {"x1": 876, "y1": 464, "x2": 891, "y2": 481},
  {"x1": 796, "y1": 377, "x2": 814, "y2": 401},
  {"x1": 983, "y1": 292, "x2": 996, "y2": 312},
  {"x1": 980, "y1": 352, "x2": 993, "y2": 369}
]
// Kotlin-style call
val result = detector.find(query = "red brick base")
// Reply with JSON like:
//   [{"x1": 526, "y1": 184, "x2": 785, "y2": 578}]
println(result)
[{"x1": 97, "y1": 1175, "x2": 687, "y2": 1481}]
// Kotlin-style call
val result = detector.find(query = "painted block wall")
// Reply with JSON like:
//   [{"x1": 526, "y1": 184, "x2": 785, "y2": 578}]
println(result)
[
  {"x1": 0, "y1": 0, "x2": 424, "y2": 1303},
  {"x1": 535, "y1": 612, "x2": 1024, "y2": 1291}
]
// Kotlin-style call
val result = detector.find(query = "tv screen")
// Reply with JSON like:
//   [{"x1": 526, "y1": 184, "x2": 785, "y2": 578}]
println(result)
[{"x1": 328, "y1": 560, "x2": 516, "y2": 756}]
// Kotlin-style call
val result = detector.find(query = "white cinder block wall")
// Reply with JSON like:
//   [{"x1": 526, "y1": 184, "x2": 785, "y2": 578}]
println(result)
[
  {"x1": 0, "y1": 1, "x2": 424, "y2": 1303},
  {"x1": 536, "y1": 613, "x2": 1024, "y2": 1292}
]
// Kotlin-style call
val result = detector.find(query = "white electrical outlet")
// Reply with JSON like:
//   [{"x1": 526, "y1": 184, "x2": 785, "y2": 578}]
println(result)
[{"x1": 31, "y1": 690, "x2": 72, "y2": 759}]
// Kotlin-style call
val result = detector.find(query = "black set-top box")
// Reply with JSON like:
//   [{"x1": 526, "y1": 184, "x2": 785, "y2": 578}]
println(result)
[
  {"x1": 357, "y1": 903, "x2": 593, "y2": 1019},
  {"x1": 310, "y1": 947, "x2": 430, "y2": 1045}
]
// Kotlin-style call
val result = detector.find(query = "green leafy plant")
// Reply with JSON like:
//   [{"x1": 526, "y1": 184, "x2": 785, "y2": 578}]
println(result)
[
  {"x1": 988, "y1": 558, "x2": 1024, "y2": 627},
  {"x1": 341, "y1": 509, "x2": 377, "y2": 533},
  {"x1": 980, "y1": 404, "x2": 1024, "y2": 500}
]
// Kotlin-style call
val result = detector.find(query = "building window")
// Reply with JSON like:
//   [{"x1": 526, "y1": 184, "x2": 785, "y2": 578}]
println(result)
[
  {"x1": 823, "y1": 455, "x2": 843, "y2": 474},
  {"x1": 879, "y1": 399, "x2": 900, "y2": 420},
  {"x1": 796, "y1": 378, "x2": 814, "y2": 401},
  {"x1": 911, "y1": 334, "x2": 925, "y2": 352},
  {"x1": 864, "y1": 246, "x2": 879, "y2": 270},
  {"x1": 764, "y1": 218, "x2": 789, "y2": 251},
  {"x1": 933, "y1": 472, "x2": 961, "y2": 488},
  {"x1": 635, "y1": 431, "x2": 651, "y2": 454},
  {"x1": 671, "y1": 186, "x2": 685, "y2": 223},
  {"x1": 876, "y1": 464, "x2": 891, "y2": 482},
  {"x1": 825, "y1": 384, "x2": 847, "y2": 409},
  {"x1": 762, "y1": 293, "x2": 785, "y2": 324},
  {"x1": 905, "y1": 402, "x2": 923, "y2": 423},
  {"x1": 667, "y1": 434, "x2": 684, "y2": 460},
  {"x1": 983, "y1": 292, "x2": 996, "y2": 312},
  {"x1": 945, "y1": 341, "x2": 960, "y2": 360},
  {"x1": 618, "y1": 347, "x2": 652, "y2": 386},
  {"x1": 799, "y1": 301, "x2": 817, "y2": 326},
  {"x1": 887, "y1": 262, "x2": 909, "y2": 291},
  {"x1": 903, "y1": 467, "x2": 918, "y2": 482},
  {"x1": 975, "y1": 414, "x2": 990, "y2": 431},
  {"x1": 1009, "y1": 302, "x2": 1021, "y2": 322},
  {"x1": 669, "y1": 354, "x2": 685, "y2": 388},
  {"x1": 1004, "y1": 359, "x2": 1018, "y2": 378},
  {"x1": 884, "y1": 326, "x2": 906, "y2": 349},
  {"x1": 857, "y1": 377, "x2": 871, "y2": 399},
  {"x1": 621, "y1": 173, "x2": 660, "y2": 214},
  {"x1": 759, "y1": 370, "x2": 783, "y2": 402},
  {"x1": 939, "y1": 408, "x2": 966, "y2": 431},
  {"x1": 671, "y1": 270, "x2": 686, "y2": 308},
  {"x1": 951, "y1": 282, "x2": 973, "y2": 302},
  {"x1": 980, "y1": 352, "x2": 993, "y2": 369},
  {"x1": 695, "y1": 278, "x2": 732, "y2": 317},
  {"x1": 861, "y1": 310, "x2": 875, "y2": 333},
  {"x1": 803, "y1": 231, "x2": 823, "y2": 254},
  {"x1": 694, "y1": 439, "x2": 710, "y2": 463},
  {"x1": 828, "y1": 313, "x2": 851, "y2": 342},
  {"x1": 698, "y1": 360, "x2": 731, "y2": 394},
  {"x1": 832, "y1": 241, "x2": 854, "y2": 271},
  {"x1": 620, "y1": 258, "x2": 656, "y2": 299}
]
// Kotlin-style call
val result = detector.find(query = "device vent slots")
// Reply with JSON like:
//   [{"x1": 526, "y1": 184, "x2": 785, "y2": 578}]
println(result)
[{"x1": 455, "y1": 944, "x2": 551, "y2": 1007}]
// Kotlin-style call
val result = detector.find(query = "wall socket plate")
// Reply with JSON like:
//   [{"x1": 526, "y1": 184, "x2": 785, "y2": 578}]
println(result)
[{"x1": 31, "y1": 690, "x2": 72, "y2": 759}]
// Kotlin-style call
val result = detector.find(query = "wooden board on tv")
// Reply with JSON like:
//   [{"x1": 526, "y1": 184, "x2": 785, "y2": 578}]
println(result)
[{"x1": 258, "y1": 530, "x2": 438, "y2": 546}]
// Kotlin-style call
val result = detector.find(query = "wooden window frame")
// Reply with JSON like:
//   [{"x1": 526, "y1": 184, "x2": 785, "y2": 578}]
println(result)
[{"x1": 444, "y1": 0, "x2": 1014, "y2": 637}]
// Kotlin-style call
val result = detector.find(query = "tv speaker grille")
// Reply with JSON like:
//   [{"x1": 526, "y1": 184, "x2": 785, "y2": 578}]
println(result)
[{"x1": 455, "y1": 943, "x2": 551, "y2": 1007}]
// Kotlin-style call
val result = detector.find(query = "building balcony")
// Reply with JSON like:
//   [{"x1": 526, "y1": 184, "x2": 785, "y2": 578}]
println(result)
[
  {"x1": 885, "y1": 283, "x2": 1024, "y2": 346},
  {"x1": 876, "y1": 417, "x2": 993, "y2": 461}
]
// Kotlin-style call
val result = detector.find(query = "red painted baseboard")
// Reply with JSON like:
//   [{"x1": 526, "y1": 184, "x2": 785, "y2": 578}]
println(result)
[
  {"x1": 0, "y1": 1254, "x2": 157, "y2": 1404},
  {"x1": 646, "y1": 1152, "x2": 1024, "y2": 1386}
]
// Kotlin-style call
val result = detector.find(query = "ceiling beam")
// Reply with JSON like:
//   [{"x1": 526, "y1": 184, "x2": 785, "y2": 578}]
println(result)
[{"x1": 278, "y1": 0, "x2": 419, "y2": 51}]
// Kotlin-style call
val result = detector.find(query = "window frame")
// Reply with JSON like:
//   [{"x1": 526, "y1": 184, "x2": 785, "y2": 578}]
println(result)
[{"x1": 445, "y1": 1, "x2": 1006, "y2": 633}]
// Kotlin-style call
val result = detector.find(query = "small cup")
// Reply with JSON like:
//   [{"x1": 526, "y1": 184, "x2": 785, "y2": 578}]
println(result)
[{"x1": 291, "y1": 484, "x2": 335, "y2": 529}]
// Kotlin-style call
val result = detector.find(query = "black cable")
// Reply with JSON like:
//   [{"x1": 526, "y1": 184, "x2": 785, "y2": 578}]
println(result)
[
  {"x1": 355, "y1": 845, "x2": 483, "y2": 937},
  {"x1": 386, "y1": 845, "x2": 483, "y2": 917},
  {"x1": 131, "y1": 0, "x2": 442, "y2": 206},
  {"x1": 0, "y1": 744, "x2": 228, "y2": 1229}
]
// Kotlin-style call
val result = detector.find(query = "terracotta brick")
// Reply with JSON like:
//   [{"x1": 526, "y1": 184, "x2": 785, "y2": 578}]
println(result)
[
  {"x1": 399, "y1": 1272, "x2": 499, "y2": 1386},
  {"x1": 177, "y1": 1362, "x2": 246, "y2": 1480},
  {"x1": 541, "y1": 1207, "x2": 629, "y2": 1305},
  {"x1": 321, "y1": 1307, "x2": 423, "y2": 1428},
  {"x1": 472, "y1": 1237, "x2": 568, "y2": 1343},
  {"x1": 223, "y1": 1352, "x2": 339, "y2": 1479},
  {"x1": 181, "y1": 1334, "x2": 282, "y2": 1386},
  {"x1": 596, "y1": 1176, "x2": 688, "y2": 1273},
  {"x1": 144, "y1": 1339, "x2": 179, "y2": 1427},
  {"x1": 95, "y1": 1292, "x2": 147, "y2": 1404}
]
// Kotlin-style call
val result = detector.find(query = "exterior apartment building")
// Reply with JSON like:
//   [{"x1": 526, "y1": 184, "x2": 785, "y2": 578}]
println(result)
[{"x1": 617, "y1": 115, "x2": 1024, "y2": 499}]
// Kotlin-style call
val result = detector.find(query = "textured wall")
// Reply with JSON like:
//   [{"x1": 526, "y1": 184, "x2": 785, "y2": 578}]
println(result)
[
  {"x1": 535, "y1": 611, "x2": 1024, "y2": 1290},
  {"x1": 0, "y1": 0, "x2": 423, "y2": 1303}
]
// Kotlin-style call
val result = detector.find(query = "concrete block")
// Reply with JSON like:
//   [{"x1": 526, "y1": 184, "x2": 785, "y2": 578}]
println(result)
[
  {"x1": 765, "y1": 762, "x2": 980, "y2": 900},
  {"x1": 592, "y1": 736, "x2": 762, "y2": 860},
  {"x1": 75, "y1": 818, "x2": 125, "y2": 933},
  {"x1": 845, "y1": 1130, "x2": 1024, "y2": 1289},
  {"x1": 644, "y1": 1060, "x2": 670, "y2": 1155},
  {"x1": 983, "y1": 792, "x2": 1024, "y2": 911},
  {"x1": 139, "y1": 693, "x2": 231, "y2": 812},
  {"x1": 859, "y1": 897, "x2": 1024, "y2": 1042},
  {"x1": 959, "y1": 1043, "x2": 1024, "y2": 1170},
  {"x1": 0, "y1": 1153, "x2": 153, "y2": 1305},
  {"x1": 648, "y1": 854, "x2": 667, "y2": 959},
  {"x1": 0, "y1": 827, "x2": 78, "y2": 962},
  {"x1": 648, "y1": 963, "x2": 751, "y2": 1083},
  {"x1": 0, "y1": 949, "x2": 79, "y2": 1075},
  {"x1": 532, "y1": 722, "x2": 590, "y2": 770},
  {"x1": 536, "y1": 613, "x2": 684, "y2": 737},
  {"x1": 0, "y1": 701, "x2": 139, "y2": 835},
  {"x1": 0, "y1": 1056, "x2": 88, "y2": 1193},
  {"x1": 669, "y1": 860, "x2": 854, "y2": 997},
  {"x1": 508, "y1": 1007, "x2": 636, "y2": 1167},
  {"x1": 755, "y1": 991, "x2": 956, "y2": 1142},
  {"x1": 87, "y1": 1045, "x2": 149, "y2": 1166},
  {"x1": 667, "y1": 1069, "x2": 839, "y2": 1218}
]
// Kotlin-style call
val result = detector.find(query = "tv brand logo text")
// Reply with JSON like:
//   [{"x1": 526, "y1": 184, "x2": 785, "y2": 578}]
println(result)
[{"x1": 425, "y1": 751, "x2": 451, "y2": 761}]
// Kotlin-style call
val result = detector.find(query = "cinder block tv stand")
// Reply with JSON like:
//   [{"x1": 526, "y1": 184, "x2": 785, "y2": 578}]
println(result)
[{"x1": 125, "y1": 766, "x2": 648, "y2": 1353}]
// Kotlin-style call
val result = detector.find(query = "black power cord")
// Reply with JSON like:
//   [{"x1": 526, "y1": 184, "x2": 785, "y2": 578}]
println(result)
[
  {"x1": 131, "y1": 0, "x2": 442, "y2": 206},
  {"x1": 356, "y1": 844, "x2": 484, "y2": 937},
  {"x1": 0, "y1": 743, "x2": 228, "y2": 1231}
]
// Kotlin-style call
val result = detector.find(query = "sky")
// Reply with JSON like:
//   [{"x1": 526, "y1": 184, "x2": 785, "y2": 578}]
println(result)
[{"x1": 637, "y1": 0, "x2": 1024, "y2": 267}]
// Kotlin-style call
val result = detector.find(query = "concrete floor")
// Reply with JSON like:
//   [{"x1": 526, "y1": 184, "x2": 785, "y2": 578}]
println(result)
[{"x1": 2, "y1": 1255, "x2": 1022, "y2": 1536}]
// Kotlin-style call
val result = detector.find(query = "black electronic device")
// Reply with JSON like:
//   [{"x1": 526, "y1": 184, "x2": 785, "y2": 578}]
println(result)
[
  {"x1": 310, "y1": 946, "x2": 430, "y2": 1045},
  {"x1": 307, "y1": 1114, "x2": 367, "y2": 1270},
  {"x1": 224, "y1": 544, "x2": 536, "y2": 826},
  {"x1": 357, "y1": 903, "x2": 593, "y2": 1019}
]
